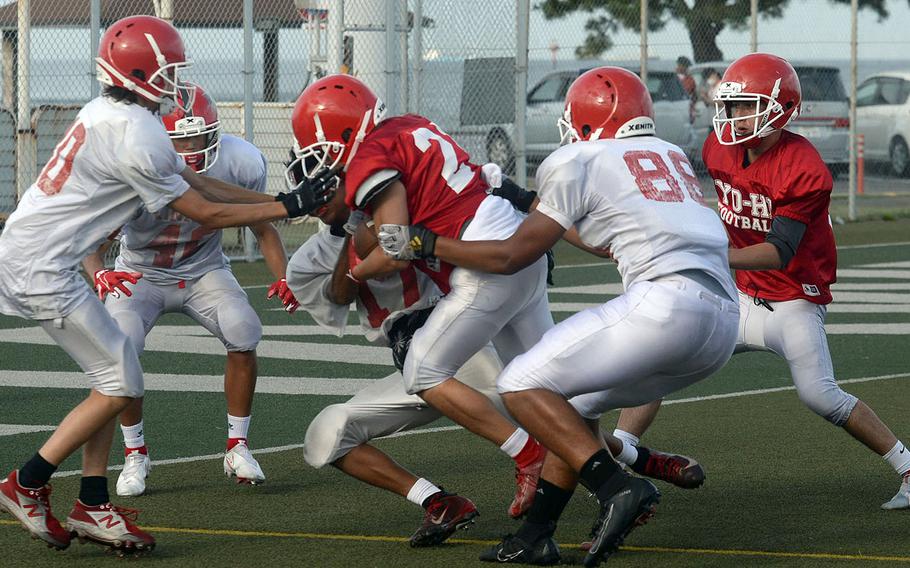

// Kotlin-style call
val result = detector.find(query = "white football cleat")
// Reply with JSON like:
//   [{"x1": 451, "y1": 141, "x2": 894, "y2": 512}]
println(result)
[
  {"x1": 116, "y1": 451, "x2": 151, "y2": 497},
  {"x1": 224, "y1": 442, "x2": 265, "y2": 485},
  {"x1": 881, "y1": 473, "x2": 910, "y2": 510}
]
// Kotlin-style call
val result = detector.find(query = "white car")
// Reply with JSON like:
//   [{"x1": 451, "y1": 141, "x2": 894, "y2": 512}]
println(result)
[
  {"x1": 856, "y1": 71, "x2": 910, "y2": 177},
  {"x1": 486, "y1": 64, "x2": 695, "y2": 173}
]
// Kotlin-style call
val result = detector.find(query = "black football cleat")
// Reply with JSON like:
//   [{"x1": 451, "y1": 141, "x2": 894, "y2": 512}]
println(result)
[
  {"x1": 479, "y1": 533, "x2": 561, "y2": 565},
  {"x1": 583, "y1": 476, "x2": 660, "y2": 567},
  {"x1": 409, "y1": 492, "x2": 479, "y2": 547}
]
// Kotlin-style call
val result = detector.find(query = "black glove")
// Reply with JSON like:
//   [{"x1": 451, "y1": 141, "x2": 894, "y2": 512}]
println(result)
[
  {"x1": 277, "y1": 166, "x2": 339, "y2": 218},
  {"x1": 388, "y1": 306, "x2": 435, "y2": 372},
  {"x1": 545, "y1": 249, "x2": 555, "y2": 286},
  {"x1": 492, "y1": 176, "x2": 537, "y2": 214}
]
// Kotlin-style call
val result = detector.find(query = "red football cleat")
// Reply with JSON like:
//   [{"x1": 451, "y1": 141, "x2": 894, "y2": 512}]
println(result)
[
  {"x1": 509, "y1": 446, "x2": 547, "y2": 519},
  {"x1": 0, "y1": 470, "x2": 71, "y2": 550},
  {"x1": 409, "y1": 491, "x2": 479, "y2": 547}
]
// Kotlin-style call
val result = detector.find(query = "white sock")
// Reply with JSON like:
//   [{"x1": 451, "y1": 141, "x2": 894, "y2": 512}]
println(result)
[
  {"x1": 499, "y1": 429, "x2": 530, "y2": 458},
  {"x1": 407, "y1": 478, "x2": 442, "y2": 507},
  {"x1": 616, "y1": 440, "x2": 639, "y2": 466},
  {"x1": 121, "y1": 421, "x2": 145, "y2": 450},
  {"x1": 228, "y1": 414, "x2": 251, "y2": 440},
  {"x1": 883, "y1": 441, "x2": 910, "y2": 477},
  {"x1": 613, "y1": 428, "x2": 640, "y2": 448}
]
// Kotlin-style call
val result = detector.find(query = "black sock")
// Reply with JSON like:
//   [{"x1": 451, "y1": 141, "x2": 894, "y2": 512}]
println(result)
[
  {"x1": 630, "y1": 446, "x2": 652, "y2": 475},
  {"x1": 578, "y1": 449, "x2": 624, "y2": 499},
  {"x1": 515, "y1": 479, "x2": 574, "y2": 543},
  {"x1": 18, "y1": 453, "x2": 57, "y2": 489},
  {"x1": 79, "y1": 476, "x2": 110, "y2": 506}
]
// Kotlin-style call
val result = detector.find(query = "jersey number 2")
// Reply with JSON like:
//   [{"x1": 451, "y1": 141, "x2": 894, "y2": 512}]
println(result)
[
  {"x1": 36, "y1": 121, "x2": 87, "y2": 195},
  {"x1": 623, "y1": 150, "x2": 703, "y2": 203},
  {"x1": 411, "y1": 127, "x2": 474, "y2": 194}
]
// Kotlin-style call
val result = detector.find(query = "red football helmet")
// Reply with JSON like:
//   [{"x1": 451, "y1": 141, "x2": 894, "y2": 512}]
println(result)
[
  {"x1": 162, "y1": 83, "x2": 221, "y2": 173},
  {"x1": 558, "y1": 66, "x2": 655, "y2": 144},
  {"x1": 95, "y1": 15, "x2": 192, "y2": 113},
  {"x1": 287, "y1": 74, "x2": 386, "y2": 188},
  {"x1": 712, "y1": 53, "x2": 801, "y2": 148}
]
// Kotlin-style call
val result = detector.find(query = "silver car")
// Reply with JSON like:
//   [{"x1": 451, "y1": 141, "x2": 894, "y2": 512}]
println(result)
[
  {"x1": 688, "y1": 63, "x2": 850, "y2": 173},
  {"x1": 486, "y1": 64, "x2": 695, "y2": 173},
  {"x1": 856, "y1": 71, "x2": 910, "y2": 177}
]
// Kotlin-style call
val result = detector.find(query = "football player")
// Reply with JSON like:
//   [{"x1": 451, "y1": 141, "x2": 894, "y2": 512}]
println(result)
[
  {"x1": 615, "y1": 53, "x2": 910, "y2": 511},
  {"x1": 288, "y1": 75, "x2": 551, "y2": 519},
  {"x1": 0, "y1": 16, "x2": 328, "y2": 555},
  {"x1": 286, "y1": 171, "x2": 511, "y2": 546},
  {"x1": 379, "y1": 66, "x2": 740, "y2": 566},
  {"x1": 81, "y1": 83, "x2": 298, "y2": 497}
]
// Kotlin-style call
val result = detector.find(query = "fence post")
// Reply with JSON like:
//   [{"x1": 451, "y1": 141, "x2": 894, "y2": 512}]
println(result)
[
  {"x1": 515, "y1": 0, "x2": 529, "y2": 188},
  {"x1": 857, "y1": 133, "x2": 864, "y2": 196},
  {"x1": 412, "y1": 0, "x2": 423, "y2": 114},
  {"x1": 243, "y1": 0, "x2": 256, "y2": 261},
  {"x1": 847, "y1": 0, "x2": 858, "y2": 221},
  {"x1": 16, "y1": 0, "x2": 33, "y2": 200},
  {"x1": 90, "y1": 0, "x2": 100, "y2": 99},
  {"x1": 639, "y1": 0, "x2": 647, "y2": 82},
  {"x1": 750, "y1": 0, "x2": 758, "y2": 52}
]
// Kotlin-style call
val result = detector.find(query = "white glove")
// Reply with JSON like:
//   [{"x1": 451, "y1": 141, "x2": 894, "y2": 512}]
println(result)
[
  {"x1": 378, "y1": 224, "x2": 438, "y2": 261},
  {"x1": 343, "y1": 210, "x2": 370, "y2": 236},
  {"x1": 481, "y1": 162, "x2": 503, "y2": 189}
]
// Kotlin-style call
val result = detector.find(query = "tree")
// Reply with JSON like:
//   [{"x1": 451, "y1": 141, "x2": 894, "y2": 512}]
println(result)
[{"x1": 538, "y1": 0, "x2": 893, "y2": 63}]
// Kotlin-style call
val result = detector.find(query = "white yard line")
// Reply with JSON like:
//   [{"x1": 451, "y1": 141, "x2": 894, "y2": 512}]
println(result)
[{"x1": 47, "y1": 372, "x2": 910, "y2": 478}]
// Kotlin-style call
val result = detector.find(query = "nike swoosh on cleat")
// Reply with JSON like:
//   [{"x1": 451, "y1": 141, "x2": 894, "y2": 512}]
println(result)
[
  {"x1": 429, "y1": 507, "x2": 449, "y2": 524},
  {"x1": 497, "y1": 549, "x2": 524, "y2": 562}
]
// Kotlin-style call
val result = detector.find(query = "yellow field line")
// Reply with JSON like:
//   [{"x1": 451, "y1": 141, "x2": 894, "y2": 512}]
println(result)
[{"x1": 3, "y1": 519, "x2": 909, "y2": 562}]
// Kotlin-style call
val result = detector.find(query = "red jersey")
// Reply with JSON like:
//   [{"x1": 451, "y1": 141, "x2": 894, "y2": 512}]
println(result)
[
  {"x1": 344, "y1": 115, "x2": 488, "y2": 292},
  {"x1": 703, "y1": 130, "x2": 837, "y2": 304}
]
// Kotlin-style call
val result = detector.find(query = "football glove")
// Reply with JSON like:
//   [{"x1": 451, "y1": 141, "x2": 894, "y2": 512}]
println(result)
[
  {"x1": 267, "y1": 277, "x2": 299, "y2": 314},
  {"x1": 343, "y1": 210, "x2": 369, "y2": 236},
  {"x1": 277, "y1": 165, "x2": 339, "y2": 218},
  {"x1": 378, "y1": 224, "x2": 438, "y2": 261},
  {"x1": 94, "y1": 269, "x2": 142, "y2": 301},
  {"x1": 491, "y1": 176, "x2": 537, "y2": 214},
  {"x1": 388, "y1": 307, "x2": 435, "y2": 372}
]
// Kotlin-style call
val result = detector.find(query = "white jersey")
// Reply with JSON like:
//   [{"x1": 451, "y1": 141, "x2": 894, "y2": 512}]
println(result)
[
  {"x1": 535, "y1": 137, "x2": 735, "y2": 299},
  {"x1": 286, "y1": 228, "x2": 440, "y2": 345},
  {"x1": 115, "y1": 134, "x2": 267, "y2": 284},
  {"x1": 0, "y1": 96, "x2": 189, "y2": 319}
]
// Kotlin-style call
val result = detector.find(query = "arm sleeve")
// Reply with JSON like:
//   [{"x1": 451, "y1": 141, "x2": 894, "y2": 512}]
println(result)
[
  {"x1": 118, "y1": 116, "x2": 190, "y2": 213},
  {"x1": 765, "y1": 215, "x2": 807, "y2": 268},
  {"x1": 533, "y1": 155, "x2": 587, "y2": 230}
]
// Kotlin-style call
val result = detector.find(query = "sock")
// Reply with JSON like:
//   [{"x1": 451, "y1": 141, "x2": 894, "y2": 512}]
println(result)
[
  {"x1": 500, "y1": 428, "x2": 530, "y2": 459},
  {"x1": 524, "y1": 478, "x2": 573, "y2": 528},
  {"x1": 228, "y1": 414, "x2": 251, "y2": 441},
  {"x1": 613, "y1": 428, "x2": 640, "y2": 448},
  {"x1": 407, "y1": 478, "x2": 442, "y2": 508},
  {"x1": 615, "y1": 440, "x2": 639, "y2": 467},
  {"x1": 78, "y1": 476, "x2": 109, "y2": 506},
  {"x1": 883, "y1": 441, "x2": 910, "y2": 477},
  {"x1": 578, "y1": 449, "x2": 624, "y2": 499},
  {"x1": 121, "y1": 421, "x2": 145, "y2": 451},
  {"x1": 18, "y1": 452, "x2": 58, "y2": 489}
]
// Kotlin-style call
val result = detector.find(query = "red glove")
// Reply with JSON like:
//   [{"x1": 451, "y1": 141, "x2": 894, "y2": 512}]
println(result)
[
  {"x1": 94, "y1": 269, "x2": 142, "y2": 301},
  {"x1": 267, "y1": 277, "x2": 299, "y2": 314}
]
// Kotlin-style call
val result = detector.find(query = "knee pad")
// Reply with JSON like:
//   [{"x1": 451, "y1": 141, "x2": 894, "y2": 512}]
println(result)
[
  {"x1": 218, "y1": 303, "x2": 262, "y2": 352},
  {"x1": 795, "y1": 380, "x2": 858, "y2": 426},
  {"x1": 304, "y1": 404, "x2": 356, "y2": 468}
]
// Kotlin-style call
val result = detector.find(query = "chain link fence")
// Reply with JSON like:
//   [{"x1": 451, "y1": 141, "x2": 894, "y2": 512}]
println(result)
[{"x1": 2, "y1": 0, "x2": 909, "y2": 245}]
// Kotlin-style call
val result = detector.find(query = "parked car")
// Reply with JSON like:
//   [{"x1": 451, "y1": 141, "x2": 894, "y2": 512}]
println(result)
[
  {"x1": 856, "y1": 71, "x2": 910, "y2": 177},
  {"x1": 688, "y1": 62, "x2": 850, "y2": 173},
  {"x1": 485, "y1": 63, "x2": 696, "y2": 173}
]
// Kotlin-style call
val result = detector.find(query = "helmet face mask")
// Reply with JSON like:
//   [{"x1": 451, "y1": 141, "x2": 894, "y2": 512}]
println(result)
[
  {"x1": 711, "y1": 53, "x2": 801, "y2": 147},
  {"x1": 162, "y1": 83, "x2": 220, "y2": 173}
]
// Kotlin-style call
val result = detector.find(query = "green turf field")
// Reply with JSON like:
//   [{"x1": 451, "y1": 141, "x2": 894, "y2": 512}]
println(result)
[{"x1": 1, "y1": 219, "x2": 909, "y2": 567}]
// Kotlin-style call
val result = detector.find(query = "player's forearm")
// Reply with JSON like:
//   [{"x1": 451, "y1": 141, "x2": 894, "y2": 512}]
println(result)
[
  {"x1": 182, "y1": 168, "x2": 274, "y2": 204},
  {"x1": 197, "y1": 202, "x2": 288, "y2": 229},
  {"x1": 252, "y1": 223, "x2": 289, "y2": 280},
  {"x1": 562, "y1": 227, "x2": 613, "y2": 260},
  {"x1": 328, "y1": 236, "x2": 358, "y2": 305},
  {"x1": 351, "y1": 245, "x2": 409, "y2": 282},
  {"x1": 82, "y1": 251, "x2": 105, "y2": 277},
  {"x1": 728, "y1": 242, "x2": 783, "y2": 271},
  {"x1": 433, "y1": 235, "x2": 530, "y2": 274}
]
